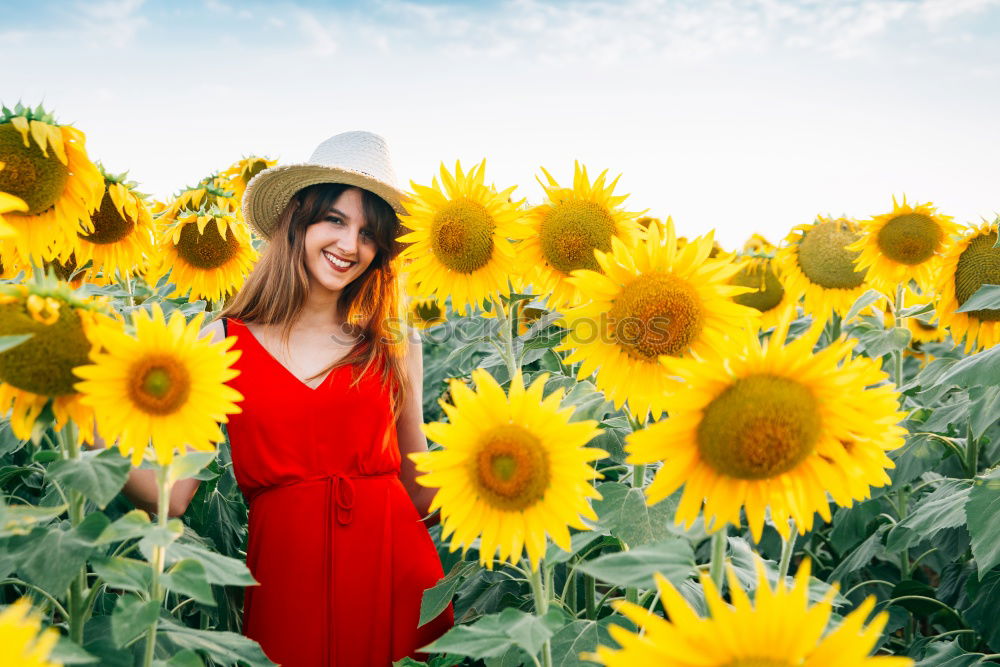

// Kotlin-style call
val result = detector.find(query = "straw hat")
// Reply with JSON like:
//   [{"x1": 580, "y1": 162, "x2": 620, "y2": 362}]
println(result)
[{"x1": 242, "y1": 130, "x2": 408, "y2": 240}]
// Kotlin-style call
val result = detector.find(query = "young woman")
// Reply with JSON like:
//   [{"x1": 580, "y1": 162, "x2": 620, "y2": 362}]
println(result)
[{"x1": 115, "y1": 131, "x2": 454, "y2": 665}]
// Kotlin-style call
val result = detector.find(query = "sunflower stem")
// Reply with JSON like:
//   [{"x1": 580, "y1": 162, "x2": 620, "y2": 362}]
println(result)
[
  {"x1": 891, "y1": 284, "x2": 905, "y2": 387},
  {"x1": 528, "y1": 562, "x2": 553, "y2": 667},
  {"x1": 492, "y1": 296, "x2": 519, "y2": 380},
  {"x1": 627, "y1": 412, "x2": 646, "y2": 488},
  {"x1": 60, "y1": 422, "x2": 89, "y2": 645},
  {"x1": 708, "y1": 526, "x2": 728, "y2": 589},
  {"x1": 143, "y1": 463, "x2": 171, "y2": 667},
  {"x1": 584, "y1": 574, "x2": 596, "y2": 619},
  {"x1": 777, "y1": 524, "x2": 796, "y2": 582}
]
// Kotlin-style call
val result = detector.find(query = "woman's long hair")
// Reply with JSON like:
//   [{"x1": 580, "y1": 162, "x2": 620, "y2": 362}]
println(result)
[{"x1": 219, "y1": 183, "x2": 409, "y2": 418}]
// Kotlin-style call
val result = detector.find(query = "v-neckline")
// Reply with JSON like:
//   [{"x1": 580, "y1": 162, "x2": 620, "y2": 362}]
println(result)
[{"x1": 238, "y1": 320, "x2": 338, "y2": 392}]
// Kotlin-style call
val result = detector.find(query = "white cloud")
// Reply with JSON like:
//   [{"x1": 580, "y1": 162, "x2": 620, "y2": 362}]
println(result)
[
  {"x1": 76, "y1": 0, "x2": 149, "y2": 48},
  {"x1": 296, "y1": 9, "x2": 338, "y2": 57}
]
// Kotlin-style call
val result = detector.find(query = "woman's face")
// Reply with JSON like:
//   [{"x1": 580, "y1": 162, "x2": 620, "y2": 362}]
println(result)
[{"x1": 302, "y1": 187, "x2": 378, "y2": 295}]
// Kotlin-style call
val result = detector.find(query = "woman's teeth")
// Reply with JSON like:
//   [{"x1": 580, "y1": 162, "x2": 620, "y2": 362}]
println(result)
[{"x1": 323, "y1": 251, "x2": 354, "y2": 269}]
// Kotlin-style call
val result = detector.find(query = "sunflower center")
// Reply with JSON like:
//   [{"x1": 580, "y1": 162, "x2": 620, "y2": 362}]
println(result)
[
  {"x1": 697, "y1": 374, "x2": 821, "y2": 480},
  {"x1": 539, "y1": 200, "x2": 617, "y2": 274},
  {"x1": 876, "y1": 213, "x2": 942, "y2": 265},
  {"x1": 472, "y1": 424, "x2": 550, "y2": 512},
  {"x1": 127, "y1": 355, "x2": 192, "y2": 416},
  {"x1": 0, "y1": 123, "x2": 70, "y2": 215},
  {"x1": 954, "y1": 230, "x2": 1000, "y2": 322},
  {"x1": 175, "y1": 219, "x2": 240, "y2": 269},
  {"x1": 731, "y1": 260, "x2": 785, "y2": 313},
  {"x1": 79, "y1": 189, "x2": 136, "y2": 244},
  {"x1": 430, "y1": 198, "x2": 496, "y2": 274},
  {"x1": 796, "y1": 219, "x2": 867, "y2": 289},
  {"x1": 608, "y1": 273, "x2": 704, "y2": 360},
  {"x1": 722, "y1": 659, "x2": 793, "y2": 667},
  {"x1": 0, "y1": 300, "x2": 92, "y2": 396}
]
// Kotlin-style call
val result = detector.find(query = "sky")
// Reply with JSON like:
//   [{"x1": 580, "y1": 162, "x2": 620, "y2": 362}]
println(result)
[{"x1": 4, "y1": 0, "x2": 1000, "y2": 247}]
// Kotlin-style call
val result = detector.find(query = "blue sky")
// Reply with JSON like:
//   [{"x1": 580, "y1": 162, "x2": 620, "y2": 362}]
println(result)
[{"x1": 5, "y1": 0, "x2": 1000, "y2": 246}]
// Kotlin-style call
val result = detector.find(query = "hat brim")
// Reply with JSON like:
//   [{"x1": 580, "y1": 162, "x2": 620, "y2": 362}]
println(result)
[{"x1": 242, "y1": 163, "x2": 409, "y2": 240}]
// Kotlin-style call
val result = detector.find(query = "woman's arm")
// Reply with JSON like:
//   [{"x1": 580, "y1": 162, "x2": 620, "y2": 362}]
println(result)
[
  {"x1": 395, "y1": 331, "x2": 440, "y2": 525},
  {"x1": 81, "y1": 317, "x2": 227, "y2": 519}
]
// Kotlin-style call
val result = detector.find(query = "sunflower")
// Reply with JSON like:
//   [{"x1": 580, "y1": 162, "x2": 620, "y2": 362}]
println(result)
[
  {"x1": 627, "y1": 311, "x2": 905, "y2": 541},
  {"x1": 73, "y1": 303, "x2": 244, "y2": 466},
  {"x1": 66, "y1": 168, "x2": 156, "y2": 285},
  {"x1": 398, "y1": 160, "x2": 529, "y2": 315},
  {"x1": 151, "y1": 180, "x2": 239, "y2": 227},
  {"x1": 520, "y1": 162, "x2": 642, "y2": 310},
  {"x1": 153, "y1": 203, "x2": 259, "y2": 304},
  {"x1": 557, "y1": 219, "x2": 759, "y2": 421},
  {"x1": 848, "y1": 196, "x2": 960, "y2": 294},
  {"x1": 729, "y1": 256, "x2": 796, "y2": 330},
  {"x1": 0, "y1": 598, "x2": 62, "y2": 667},
  {"x1": 0, "y1": 275, "x2": 118, "y2": 445},
  {"x1": 777, "y1": 216, "x2": 870, "y2": 321},
  {"x1": 409, "y1": 369, "x2": 605, "y2": 571},
  {"x1": 407, "y1": 297, "x2": 447, "y2": 330},
  {"x1": 588, "y1": 558, "x2": 912, "y2": 667},
  {"x1": 0, "y1": 104, "x2": 103, "y2": 263},
  {"x1": 0, "y1": 244, "x2": 29, "y2": 280},
  {"x1": 933, "y1": 220, "x2": 1000, "y2": 352},
  {"x1": 741, "y1": 233, "x2": 774, "y2": 254},
  {"x1": 218, "y1": 156, "x2": 276, "y2": 202}
]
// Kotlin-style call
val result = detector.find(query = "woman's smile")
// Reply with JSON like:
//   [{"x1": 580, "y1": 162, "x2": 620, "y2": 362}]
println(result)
[{"x1": 322, "y1": 249, "x2": 356, "y2": 272}]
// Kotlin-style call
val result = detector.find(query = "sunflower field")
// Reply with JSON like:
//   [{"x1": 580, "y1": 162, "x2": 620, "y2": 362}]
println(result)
[{"x1": 1, "y1": 103, "x2": 999, "y2": 666}]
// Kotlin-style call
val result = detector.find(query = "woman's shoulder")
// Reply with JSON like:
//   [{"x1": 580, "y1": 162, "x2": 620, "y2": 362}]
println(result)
[{"x1": 200, "y1": 316, "x2": 229, "y2": 344}]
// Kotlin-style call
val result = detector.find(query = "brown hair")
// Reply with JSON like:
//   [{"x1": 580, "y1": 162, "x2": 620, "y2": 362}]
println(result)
[{"x1": 219, "y1": 183, "x2": 409, "y2": 418}]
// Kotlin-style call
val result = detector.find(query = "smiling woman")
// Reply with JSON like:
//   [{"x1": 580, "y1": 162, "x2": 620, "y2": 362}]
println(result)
[{"x1": 200, "y1": 131, "x2": 453, "y2": 666}]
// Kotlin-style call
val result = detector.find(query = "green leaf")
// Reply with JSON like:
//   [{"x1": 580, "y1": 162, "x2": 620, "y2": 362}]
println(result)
[
  {"x1": 0, "y1": 498, "x2": 68, "y2": 537},
  {"x1": 593, "y1": 482, "x2": 680, "y2": 546},
  {"x1": 144, "y1": 541, "x2": 257, "y2": 587},
  {"x1": 830, "y1": 500, "x2": 883, "y2": 554},
  {"x1": 726, "y1": 537, "x2": 846, "y2": 606},
  {"x1": 549, "y1": 619, "x2": 612, "y2": 667},
  {"x1": 47, "y1": 448, "x2": 131, "y2": 509},
  {"x1": 575, "y1": 537, "x2": 695, "y2": 590},
  {"x1": 91, "y1": 556, "x2": 152, "y2": 593},
  {"x1": 154, "y1": 649, "x2": 205, "y2": 667},
  {"x1": 857, "y1": 326, "x2": 911, "y2": 359},
  {"x1": 162, "y1": 558, "x2": 216, "y2": 605},
  {"x1": 969, "y1": 386, "x2": 1000, "y2": 440},
  {"x1": 890, "y1": 434, "x2": 948, "y2": 486},
  {"x1": 887, "y1": 479, "x2": 973, "y2": 553},
  {"x1": 96, "y1": 510, "x2": 153, "y2": 545},
  {"x1": 940, "y1": 344, "x2": 1000, "y2": 387},
  {"x1": 890, "y1": 579, "x2": 943, "y2": 616},
  {"x1": 590, "y1": 427, "x2": 627, "y2": 464},
  {"x1": 168, "y1": 450, "x2": 217, "y2": 483},
  {"x1": 545, "y1": 529, "x2": 610, "y2": 566},
  {"x1": 829, "y1": 527, "x2": 887, "y2": 583},
  {"x1": 0, "y1": 333, "x2": 33, "y2": 353},
  {"x1": 955, "y1": 284, "x2": 1000, "y2": 312},
  {"x1": 8, "y1": 512, "x2": 109, "y2": 597},
  {"x1": 915, "y1": 641, "x2": 987, "y2": 666},
  {"x1": 155, "y1": 614, "x2": 274, "y2": 666},
  {"x1": 963, "y1": 567, "x2": 1000, "y2": 651},
  {"x1": 49, "y1": 635, "x2": 100, "y2": 664},
  {"x1": 420, "y1": 560, "x2": 479, "y2": 627},
  {"x1": 967, "y1": 468, "x2": 1000, "y2": 577},
  {"x1": 111, "y1": 594, "x2": 160, "y2": 647},
  {"x1": 421, "y1": 608, "x2": 563, "y2": 659},
  {"x1": 845, "y1": 289, "x2": 884, "y2": 323}
]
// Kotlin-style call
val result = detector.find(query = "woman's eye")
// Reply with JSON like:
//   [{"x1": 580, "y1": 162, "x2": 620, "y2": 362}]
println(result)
[{"x1": 325, "y1": 216, "x2": 343, "y2": 225}]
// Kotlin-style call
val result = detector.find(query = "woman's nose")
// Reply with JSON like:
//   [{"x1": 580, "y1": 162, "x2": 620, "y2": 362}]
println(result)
[{"x1": 337, "y1": 229, "x2": 359, "y2": 256}]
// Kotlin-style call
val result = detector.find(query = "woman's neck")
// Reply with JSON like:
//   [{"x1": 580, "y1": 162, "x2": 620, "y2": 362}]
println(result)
[{"x1": 296, "y1": 283, "x2": 344, "y2": 330}]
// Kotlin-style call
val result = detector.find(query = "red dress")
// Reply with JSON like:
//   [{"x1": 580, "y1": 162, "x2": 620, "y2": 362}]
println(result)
[{"x1": 223, "y1": 317, "x2": 453, "y2": 666}]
